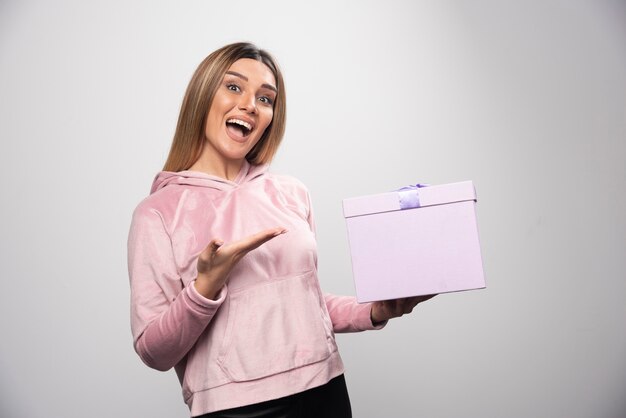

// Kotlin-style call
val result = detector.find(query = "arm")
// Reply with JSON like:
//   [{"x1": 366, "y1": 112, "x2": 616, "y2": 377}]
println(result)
[
  {"x1": 128, "y1": 206, "x2": 285, "y2": 371},
  {"x1": 324, "y1": 293, "x2": 387, "y2": 332},
  {"x1": 301, "y1": 187, "x2": 387, "y2": 332},
  {"x1": 128, "y1": 206, "x2": 225, "y2": 371}
]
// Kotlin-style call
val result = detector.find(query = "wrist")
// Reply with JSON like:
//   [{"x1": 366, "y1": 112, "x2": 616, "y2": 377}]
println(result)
[
  {"x1": 370, "y1": 304, "x2": 384, "y2": 326},
  {"x1": 194, "y1": 272, "x2": 223, "y2": 300}
]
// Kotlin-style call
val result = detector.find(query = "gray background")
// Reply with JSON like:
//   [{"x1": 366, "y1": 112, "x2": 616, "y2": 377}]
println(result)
[{"x1": 1, "y1": 1, "x2": 625, "y2": 417}]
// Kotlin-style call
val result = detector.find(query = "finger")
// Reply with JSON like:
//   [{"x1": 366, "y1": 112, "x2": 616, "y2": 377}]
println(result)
[
  {"x1": 389, "y1": 299, "x2": 404, "y2": 317},
  {"x1": 403, "y1": 298, "x2": 419, "y2": 314},
  {"x1": 405, "y1": 295, "x2": 435, "y2": 312},
  {"x1": 394, "y1": 298, "x2": 415, "y2": 315},
  {"x1": 413, "y1": 294, "x2": 437, "y2": 304},
  {"x1": 421, "y1": 294, "x2": 437, "y2": 302},
  {"x1": 406, "y1": 296, "x2": 422, "y2": 305},
  {"x1": 403, "y1": 296, "x2": 422, "y2": 312},
  {"x1": 233, "y1": 227, "x2": 287, "y2": 254}
]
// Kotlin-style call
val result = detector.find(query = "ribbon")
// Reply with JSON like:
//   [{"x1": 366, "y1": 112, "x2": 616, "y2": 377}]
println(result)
[{"x1": 397, "y1": 183, "x2": 429, "y2": 209}]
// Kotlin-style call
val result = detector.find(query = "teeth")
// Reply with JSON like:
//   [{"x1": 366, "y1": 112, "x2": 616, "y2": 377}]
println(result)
[{"x1": 227, "y1": 118, "x2": 252, "y2": 131}]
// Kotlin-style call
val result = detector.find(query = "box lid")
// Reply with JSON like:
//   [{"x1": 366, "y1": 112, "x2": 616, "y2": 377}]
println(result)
[{"x1": 342, "y1": 180, "x2": 476, "y2": 218}]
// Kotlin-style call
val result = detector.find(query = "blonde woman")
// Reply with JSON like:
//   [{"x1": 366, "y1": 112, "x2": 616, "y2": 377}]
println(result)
[{"x1": 128, "y1": 42, "x2": 433, "y2": 418}]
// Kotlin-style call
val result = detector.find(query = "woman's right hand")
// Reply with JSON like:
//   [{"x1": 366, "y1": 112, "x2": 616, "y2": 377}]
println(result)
[{"x1": 194, "y1": 227, "x2": 287, "y2": 300}]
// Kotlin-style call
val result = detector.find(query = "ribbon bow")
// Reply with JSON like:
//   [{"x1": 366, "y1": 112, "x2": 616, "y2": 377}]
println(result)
[{"x1": 397, "y1": 183, "x2": 429, "y2": 209}]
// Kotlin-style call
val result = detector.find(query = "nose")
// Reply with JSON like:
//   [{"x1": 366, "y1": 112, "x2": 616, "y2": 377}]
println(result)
[{"x1": 238, "y1": 92, "x2": 257, "y2": 114}]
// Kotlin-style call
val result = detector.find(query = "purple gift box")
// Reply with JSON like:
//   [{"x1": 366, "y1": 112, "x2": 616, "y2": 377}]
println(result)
[{"x1": 343, "y1": 181, "x2": 486, "y2": 303}]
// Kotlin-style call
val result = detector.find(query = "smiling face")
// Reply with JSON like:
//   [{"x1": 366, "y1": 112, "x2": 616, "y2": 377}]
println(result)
[{"x1": 202, "y1": 58, "x2": 277, "y2": 168}]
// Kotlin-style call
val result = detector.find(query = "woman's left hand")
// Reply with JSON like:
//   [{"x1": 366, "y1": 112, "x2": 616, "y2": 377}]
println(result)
[{"x1": 370, "y1": 294, "x2": 437, "y2": 325}]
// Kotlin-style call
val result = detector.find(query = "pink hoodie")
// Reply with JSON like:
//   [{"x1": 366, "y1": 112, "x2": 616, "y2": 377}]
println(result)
[{"x1": 127, "y1": 161, "x2": 384, "y2": 416}]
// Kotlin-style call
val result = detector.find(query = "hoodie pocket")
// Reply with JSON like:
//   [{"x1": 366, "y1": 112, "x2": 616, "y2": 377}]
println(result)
[{"x1": 217, "y1": 270, "x2": 333, "y2": 382}]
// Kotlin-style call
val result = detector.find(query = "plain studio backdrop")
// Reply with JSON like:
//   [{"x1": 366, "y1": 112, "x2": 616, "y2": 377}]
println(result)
[{"x1": 1, "y1": 1, "x2": 625, "y2": 417}]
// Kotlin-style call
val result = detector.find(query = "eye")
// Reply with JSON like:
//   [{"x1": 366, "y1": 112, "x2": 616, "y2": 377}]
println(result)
[
  {"x1": 226, "y1": 83, "x2": 241, "y2": 92},
  {"x1": 258, "y1": 96, "x2": 274, "y2": 106}
]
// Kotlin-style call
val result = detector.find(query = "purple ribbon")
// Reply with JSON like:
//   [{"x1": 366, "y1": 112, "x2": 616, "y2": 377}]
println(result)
[{"x1": 397, "y1": 183, "x2": 429, "y2": 209}]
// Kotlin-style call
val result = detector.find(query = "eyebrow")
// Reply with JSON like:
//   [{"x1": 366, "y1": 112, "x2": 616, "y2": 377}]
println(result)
[{"x1": 225, "y1": 71, "x2": 278, "y2": 94}]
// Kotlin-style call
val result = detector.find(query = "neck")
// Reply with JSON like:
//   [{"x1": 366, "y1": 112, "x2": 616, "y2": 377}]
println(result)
[
  {"x1": 189, "y1": 143, "x2": 250, "y2": 181},
  {"x1": 188, "y1": 151, "x2": 245, "y2": 182}
]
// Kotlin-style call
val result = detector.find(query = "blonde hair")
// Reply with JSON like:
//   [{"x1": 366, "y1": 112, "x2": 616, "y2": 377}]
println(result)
[{"x1": 163, "y1": 42, "x2": 286, "y2": 172}]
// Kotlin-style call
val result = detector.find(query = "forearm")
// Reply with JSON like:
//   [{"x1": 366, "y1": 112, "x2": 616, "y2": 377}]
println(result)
[
  {"x1": 324, "y1": 293, "x2": 386, "y2": 333},
  {"x1": 134, "y1": 283, "x2": 226, "y2": 371}
]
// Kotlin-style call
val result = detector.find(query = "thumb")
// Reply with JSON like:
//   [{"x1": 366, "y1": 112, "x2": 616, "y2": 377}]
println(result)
[
  {"x1": 203, "y1": 238, "x2": 224, "y2": 258},
  {"x1": 210, "y1": 238, "x2": 224, "y2": 252},
  {"x1": 197, "y1": 238, "x2": 224, "y2": 273}
]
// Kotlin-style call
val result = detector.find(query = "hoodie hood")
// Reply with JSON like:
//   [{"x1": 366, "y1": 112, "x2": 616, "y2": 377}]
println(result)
[{"x1": 150, "y1": 160, "x2": 269, "y2": 195}]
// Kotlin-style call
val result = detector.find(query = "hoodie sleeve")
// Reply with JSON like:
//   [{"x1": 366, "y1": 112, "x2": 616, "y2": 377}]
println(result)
[
  {"x1": 128, "y1": 204, "x2": 227, "y2": 371},
  {"x1": 303, "y1": 188, "x2": 387, "y2": 333}
]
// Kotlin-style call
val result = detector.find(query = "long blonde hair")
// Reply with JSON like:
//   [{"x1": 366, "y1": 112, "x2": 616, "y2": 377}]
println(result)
[{"x1": 163, "y1": 42, "x2": 286, "y2": 172}]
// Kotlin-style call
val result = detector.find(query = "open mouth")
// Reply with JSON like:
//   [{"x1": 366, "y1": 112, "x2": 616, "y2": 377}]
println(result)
[{"x1": 226, "y1": 118, "x2": 253, "y2": 139}]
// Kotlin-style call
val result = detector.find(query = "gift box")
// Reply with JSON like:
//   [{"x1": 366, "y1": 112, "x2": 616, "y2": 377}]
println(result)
[{"x1": 343, "y1": 181, "x2": 486, "y2": 303}]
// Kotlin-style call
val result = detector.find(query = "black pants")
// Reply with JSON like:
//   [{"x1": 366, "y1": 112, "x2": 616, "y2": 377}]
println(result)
[{"x1": 196, "y1": 374, "x2": 352, "y2": 418}]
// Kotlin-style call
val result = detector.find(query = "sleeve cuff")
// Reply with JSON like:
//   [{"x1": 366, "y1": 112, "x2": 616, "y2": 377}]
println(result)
[
  {"x1": 184, "y1": 281, "x2": 227, "y2": 314},
  {"x1": 354, "y1": 302, "x2": 388, "y2": 331}
]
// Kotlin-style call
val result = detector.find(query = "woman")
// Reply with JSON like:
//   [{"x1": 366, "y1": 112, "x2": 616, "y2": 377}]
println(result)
[{"x1": 128, "y1": 42, "x2": 434, "y2": 418}]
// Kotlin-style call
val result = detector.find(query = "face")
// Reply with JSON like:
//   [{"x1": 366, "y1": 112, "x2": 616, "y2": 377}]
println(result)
[{"x1": 203, "y1": 58, "x2": 277, "y2": 165}]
